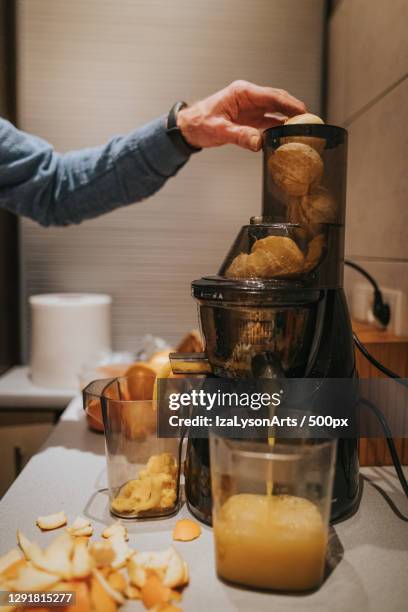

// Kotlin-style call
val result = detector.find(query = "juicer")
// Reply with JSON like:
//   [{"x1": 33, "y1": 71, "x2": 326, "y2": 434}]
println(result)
[{"x1": 170, "y1": 123, "x2": 360, "y2": 524}]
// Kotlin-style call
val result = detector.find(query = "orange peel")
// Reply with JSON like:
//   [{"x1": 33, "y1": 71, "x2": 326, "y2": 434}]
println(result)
[
  {"x1": 90, "y1": 541, "x2": 115, "y2": 568},
  {"x1": 172, "y1": 519, "x2": 201, "y2": 542},
  {"x1": 0, "y1": 548, "x2": 23, "y2": 575},
  {"x1": 66, "y1": 516, "x2": 93, "y2": 538},
  {"x1": 141, "y1": 574, "x2": 181, "y2": 610},
  {"x1": 107, "y1": 569, "x2": 127, "y2": 593},
  {"x1": 102, "y1": 521, "x2": 128, "y2": 541},
  {"x1": 36, "y1": 511, "x2": 67, "y2": 531}
]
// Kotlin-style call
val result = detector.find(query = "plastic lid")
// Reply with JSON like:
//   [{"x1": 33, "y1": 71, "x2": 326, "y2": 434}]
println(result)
[{"x1": 29, "y1": 293, "x2": 112, "y2": 307}]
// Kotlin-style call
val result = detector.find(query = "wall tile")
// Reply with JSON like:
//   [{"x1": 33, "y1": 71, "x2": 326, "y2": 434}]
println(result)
[
  {"x1": 345, "y1": 78, "x2": 408, "y2": 260},
  {"x1": 346, "y1": 0, "x2": 408, "y2": 121},
  {"x1": 327, "y1": 0, "x2": 350, "y2": 125}
]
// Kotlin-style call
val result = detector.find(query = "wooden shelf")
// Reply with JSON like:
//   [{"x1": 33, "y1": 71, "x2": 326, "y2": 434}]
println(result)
[{"x1": 352, "y1": 320, "x2": 408, "y2": 344}]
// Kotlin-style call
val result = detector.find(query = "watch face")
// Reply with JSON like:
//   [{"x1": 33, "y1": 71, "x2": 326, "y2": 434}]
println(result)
[
  {"x1": 168, "y1": 102, "x2": 184, "y2": 130},
  {"x1": 166, "y1": 102, "x2": 201, "y2": 154}
]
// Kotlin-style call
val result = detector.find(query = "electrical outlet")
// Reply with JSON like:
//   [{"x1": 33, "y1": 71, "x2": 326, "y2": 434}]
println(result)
[{"x1": 350, "y1": 282, "x2": 407, "y2": 335}]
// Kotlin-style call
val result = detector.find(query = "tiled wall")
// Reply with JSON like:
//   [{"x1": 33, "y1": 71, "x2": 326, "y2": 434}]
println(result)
[{"x1": 327, "y1": 0, "x2": 408, "y2": 331}]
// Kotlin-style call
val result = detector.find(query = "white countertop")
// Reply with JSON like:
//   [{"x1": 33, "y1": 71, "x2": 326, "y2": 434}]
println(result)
[
  {"x1": 0, "y1": 396, "x2": 407, "y2": 611},
  {"x1": 0, "y1": 366, "x2": 76, "y2": 409}
]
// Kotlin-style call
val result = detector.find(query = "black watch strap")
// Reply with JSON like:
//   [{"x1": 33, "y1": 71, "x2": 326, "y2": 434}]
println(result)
[{"x1": 166, "y1": 101, "x2": 202, "y2": 156}]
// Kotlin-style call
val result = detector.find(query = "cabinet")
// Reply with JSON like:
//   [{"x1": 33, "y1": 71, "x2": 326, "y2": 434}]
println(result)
[
  {"x1": 0, "y1": 410, "x2": 57, "y2": 497},
  {"x1": 353, "y1": 321, "x2": 408, "y2": 466}
]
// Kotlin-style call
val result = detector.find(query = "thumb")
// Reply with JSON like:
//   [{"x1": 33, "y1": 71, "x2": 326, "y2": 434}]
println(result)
[{"x1": 219, "y1": 121, "x2": 262, "y2": 152}]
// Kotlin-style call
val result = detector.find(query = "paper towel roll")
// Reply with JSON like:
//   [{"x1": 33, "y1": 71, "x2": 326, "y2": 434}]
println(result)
[{"x1": 30, "y1": 293, "x2": 112, "y2": 389}]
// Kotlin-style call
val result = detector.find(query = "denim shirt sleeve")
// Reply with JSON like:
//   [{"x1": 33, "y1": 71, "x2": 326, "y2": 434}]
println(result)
[{"x1": 0, "y1": 116, "x2": 190, "y2": 226}]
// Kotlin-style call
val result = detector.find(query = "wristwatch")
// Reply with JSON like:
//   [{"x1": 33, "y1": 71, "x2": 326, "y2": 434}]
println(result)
[{"x1": 166, "y1": 101, "x2": 202, "y2": 156}]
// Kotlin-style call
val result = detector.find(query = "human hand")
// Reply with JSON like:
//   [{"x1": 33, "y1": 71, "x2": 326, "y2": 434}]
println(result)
[{"x1": 177, "y1": 80, "x2": 306, "y2": 152}]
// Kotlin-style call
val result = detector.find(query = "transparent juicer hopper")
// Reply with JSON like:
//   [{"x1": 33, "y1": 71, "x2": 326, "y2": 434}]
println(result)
[
  {"x1": 219, "y1": 123, "x2": 348, "y2": 285},
  {"x1": 179, "y1": 124, "x2": 349, "y2": 378}
]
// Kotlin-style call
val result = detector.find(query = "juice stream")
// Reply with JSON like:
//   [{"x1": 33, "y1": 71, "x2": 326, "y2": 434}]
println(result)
[{"x1": 266, "y1": 399, "x2": 276, "y2": 496}]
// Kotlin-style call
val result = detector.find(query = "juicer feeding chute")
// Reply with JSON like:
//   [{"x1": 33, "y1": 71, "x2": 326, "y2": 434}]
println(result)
[
  {"x1": 218, "y1": 124, "x2": 347, "y2": 286},
  {"x1": 171, "y1": 124, "x2": 349, "y2": 378}
]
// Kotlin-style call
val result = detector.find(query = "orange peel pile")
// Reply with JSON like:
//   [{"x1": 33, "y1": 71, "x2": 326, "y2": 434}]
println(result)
[
  {"x1": 111, "y1": 453, "x2": 178, "y2": 516},
  {"x1": 0, "y1": 514, "x2": 191, "y2": 611}
]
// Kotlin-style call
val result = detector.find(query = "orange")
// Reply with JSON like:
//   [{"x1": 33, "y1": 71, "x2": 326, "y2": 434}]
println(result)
[
  {"x1": 125, "y1": 362, "x2": 157, "y2": 379},
  {"x1": 124, "y1": 362, "x2": 156, "y2": 401}
]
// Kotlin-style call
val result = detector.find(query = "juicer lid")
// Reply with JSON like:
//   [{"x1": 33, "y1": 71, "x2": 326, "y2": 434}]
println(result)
[{"x1": 192, "y1": 275, "x2": 321, "y2": 304}]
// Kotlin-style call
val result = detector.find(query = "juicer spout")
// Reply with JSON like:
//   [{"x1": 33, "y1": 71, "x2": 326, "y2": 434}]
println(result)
[{"x1": 169, "y1": 352, "x2": 212, "y2": 375}]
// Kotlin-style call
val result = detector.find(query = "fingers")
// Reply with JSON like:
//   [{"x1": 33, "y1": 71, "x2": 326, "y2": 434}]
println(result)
[
  {"x1": 218, "y1": 120, "x2": 262, "y2": 152},
  {"x1": 177, "y1": 81, "x2": 306, "y2": 151},
  {"x1": 228, "y1": 80, "x2": 306, "y2": 117},
  {"x1": 239, "y1": 113, "x2": 288, "y2": 129},
  {"x1": 268, "y1": 87, "x2": 306, "y2": 116}
]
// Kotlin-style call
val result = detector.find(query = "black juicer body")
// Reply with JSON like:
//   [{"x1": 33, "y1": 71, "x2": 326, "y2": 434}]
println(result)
[
  {"x1": 185, "y1": 286, "x2": 360, "y2": 524},
  {"x1": 177, "y1": 124, "x2": 360, "y2": 524}
]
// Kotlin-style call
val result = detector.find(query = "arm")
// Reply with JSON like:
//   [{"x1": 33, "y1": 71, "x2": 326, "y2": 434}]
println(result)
[
  {"x1": 0, "y1": 81, "x2": 305, "y2": 227},
  {"x1": 0, "y1": 116, "x2": 189, "y2": 227}
]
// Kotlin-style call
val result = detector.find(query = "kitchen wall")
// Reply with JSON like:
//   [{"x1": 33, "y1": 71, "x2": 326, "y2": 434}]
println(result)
[
  {"x1": 17, "y1": 0, "x2": 325, "y2": 357},
  {"x1": 0, "y1": 0, "x2": 6, "y2": 117},
  {"x1": 327, "y1": 0, "x2": 408, "y2": 332}
]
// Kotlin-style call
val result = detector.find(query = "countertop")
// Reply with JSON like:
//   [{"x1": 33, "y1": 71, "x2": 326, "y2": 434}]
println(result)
[
  {"x1": 0, "y1": 397, "x2": 407, "y2": 612},
  {"x1": 0, "y1": 367, "x2": 76, "y2": 409}
]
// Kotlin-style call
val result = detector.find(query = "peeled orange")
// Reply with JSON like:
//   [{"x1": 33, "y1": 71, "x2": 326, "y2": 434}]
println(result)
[{"x1": 124, "y1": 362, "x2": 156, "y2": 401}]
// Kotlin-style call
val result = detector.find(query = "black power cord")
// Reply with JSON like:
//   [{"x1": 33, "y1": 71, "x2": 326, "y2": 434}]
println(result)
[
  {"x1": 353, "y1": 333, "x2": 408, "y2": 499},
  {"x1": 360, "y1": 398, "x2": 408, "y2": 499},
  {"x1": 345, "y1": 260, "x2": 391, "y2": 327},
  {"x1": 354, "y1": 333, "x2": 408, "y2": 388},
  {"x1": 345, "y1": 260, "x2": 407, "y2": 497}
]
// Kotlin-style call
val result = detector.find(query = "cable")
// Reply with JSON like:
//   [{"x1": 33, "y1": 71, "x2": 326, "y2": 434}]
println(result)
[
  {"x1": 345, "y1": 260, "x2": 390, "y2": 327},
  {"x1": 360, "y1": 398, "x2": 408, "y2": 499},
  {"x1": 339, "y1": 260, "x2": 405, "y2": 497},
  {"x1": 355, "y1": 334, "x2": 408, "y2": 499},
  {"x1": 353, "y1": 333, "x2": 408, "y2": 387},
  {"x1": 354, "y1": 332, "x2": 408, "y2": 500},
  {"x1": 345, "y1": 260, "x2": 380, "y2": 291}
]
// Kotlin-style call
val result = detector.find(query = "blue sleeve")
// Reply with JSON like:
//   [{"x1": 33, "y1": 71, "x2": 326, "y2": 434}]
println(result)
[{"x1": 0, "y1": 116, "x2": 190, "y2": 226}]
